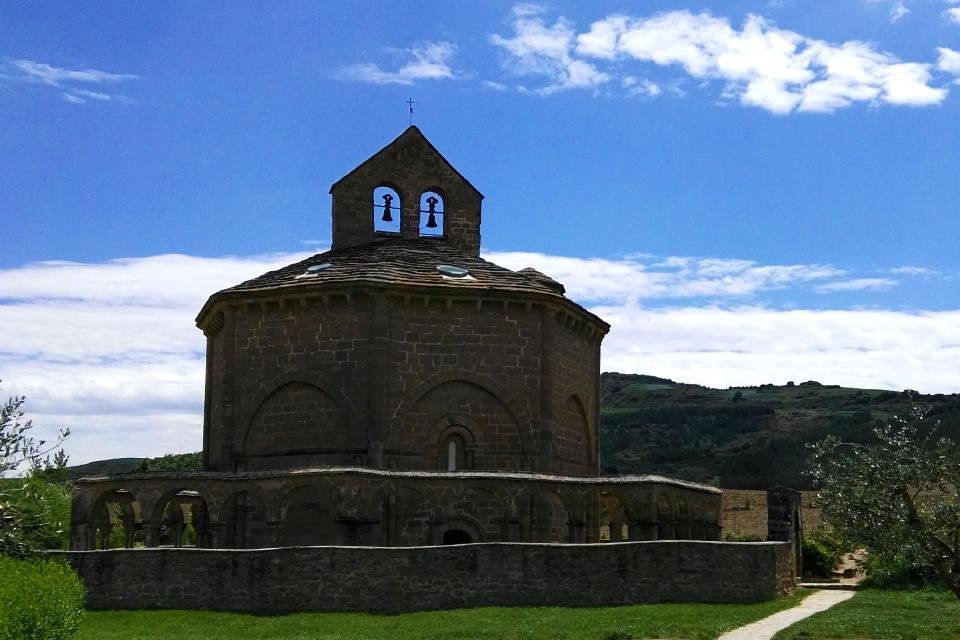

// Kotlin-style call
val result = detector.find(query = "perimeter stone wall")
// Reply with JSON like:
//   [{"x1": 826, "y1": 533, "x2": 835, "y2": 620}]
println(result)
[{"x1": 56, "y1": 540, "x2": 795, "y2": 614}]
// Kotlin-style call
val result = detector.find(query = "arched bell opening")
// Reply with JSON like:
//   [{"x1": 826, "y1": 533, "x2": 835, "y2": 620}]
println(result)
[
  {"x1": 419, "y1": 190, "x2": 444, "y2": 237},
  {"x1": 373, "y1": 185, "x2": 401, "y2": 234}
]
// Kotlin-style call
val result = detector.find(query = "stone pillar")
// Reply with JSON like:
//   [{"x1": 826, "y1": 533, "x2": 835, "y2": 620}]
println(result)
[
  {"x1": 142, "y1": 523, "x2": 160, "y2": 548},
  {"x1": 767, "y1": 486, "x2": 803, "y2": 577}
]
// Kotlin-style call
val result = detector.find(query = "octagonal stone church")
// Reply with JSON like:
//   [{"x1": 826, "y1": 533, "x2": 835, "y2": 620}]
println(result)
[{"x1": 70, "y1": 127, "x2": 721, "y2": 551}]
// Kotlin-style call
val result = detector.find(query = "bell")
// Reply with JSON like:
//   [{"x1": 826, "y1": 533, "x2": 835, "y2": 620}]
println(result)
[
  {"x1": 425, "y1": 195, "x2": 438, "y2": 228},
  {"x1": 381, "y1": 194, "x2": 393, "y2": 222}
]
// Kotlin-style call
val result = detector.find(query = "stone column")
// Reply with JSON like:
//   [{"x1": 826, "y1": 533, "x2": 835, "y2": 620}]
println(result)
[{"x1": 767, "y1": 486, "x2": 803, "y2": 577}]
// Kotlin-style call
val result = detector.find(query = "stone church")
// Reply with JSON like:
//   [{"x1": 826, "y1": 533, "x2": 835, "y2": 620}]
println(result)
[{"x1": 70, "y1": 127, "x2": 722, "y2": 551}]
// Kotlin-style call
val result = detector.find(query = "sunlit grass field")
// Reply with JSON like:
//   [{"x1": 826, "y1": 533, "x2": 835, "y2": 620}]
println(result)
[
  {"x1": 775, "y1": 588, "x2": 960, "y2": 640},
  {"x1": 80, "y1": 592, "x2": 810, "y2": 640}
]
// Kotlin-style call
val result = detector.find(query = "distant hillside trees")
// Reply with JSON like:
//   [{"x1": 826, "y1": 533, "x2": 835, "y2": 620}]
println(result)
[{"x1": 136, "y1": 452, "x2": 201, "y2": 472}]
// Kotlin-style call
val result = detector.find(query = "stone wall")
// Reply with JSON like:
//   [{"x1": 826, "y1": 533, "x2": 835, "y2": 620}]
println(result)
[
  {"x1": 204, "y1": 289, "x2": 604, "y2": 477},
  {"x1": 56, "y1": 540, "x2": 794, "y2": 614},
  {"x1": 721, "y1": 489, "x2": 822, "y2": 539}
]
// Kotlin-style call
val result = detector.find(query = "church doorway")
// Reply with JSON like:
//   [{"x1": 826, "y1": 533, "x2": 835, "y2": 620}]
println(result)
[{"x1": 442, "y1": 529, "x2": 473, "y2": 545}]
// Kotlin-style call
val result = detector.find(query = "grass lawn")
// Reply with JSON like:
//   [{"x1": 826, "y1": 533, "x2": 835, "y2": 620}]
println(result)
[
  {"x1": 80, "y1": 591, "x2": 809, "y2": 640},
  {"x1": 775, "y1": 589, "x2": 960, "y2": 640}
]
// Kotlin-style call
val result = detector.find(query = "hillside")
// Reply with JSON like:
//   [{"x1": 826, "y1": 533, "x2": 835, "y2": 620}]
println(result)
[
  {"x1": 69, "y1": 375, "x2": 960, "y2": 489},
  {"x1": 67, "y1": 457, "x2": 143, "y2": 480},
  {"x1": 600, "y1": 372, "x2": 960, "y2": 488}
]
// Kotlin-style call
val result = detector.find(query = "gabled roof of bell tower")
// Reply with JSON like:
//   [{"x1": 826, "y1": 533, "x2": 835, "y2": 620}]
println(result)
[{"x1": 329, "y1": 126, "x2": 483, "y2": 198}]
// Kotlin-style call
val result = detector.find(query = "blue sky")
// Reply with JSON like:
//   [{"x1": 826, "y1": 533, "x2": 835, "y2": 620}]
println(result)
[{"x1": 2, "y1": 1, "x2": 960, "y2": 463}]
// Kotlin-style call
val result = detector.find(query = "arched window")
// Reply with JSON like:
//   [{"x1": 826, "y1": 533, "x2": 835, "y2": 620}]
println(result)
[
  {"x1": 444, "y1": 434, "x2": 465, "y2": 471},
  {"x1": 374, "y1": 186, "x2": 401, "y2": 234},
  {"x1": 419, "y1": 191, "x2": 444, "y2": 237}
]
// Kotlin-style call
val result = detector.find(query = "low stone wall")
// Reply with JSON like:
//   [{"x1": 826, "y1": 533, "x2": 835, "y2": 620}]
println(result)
[{"x1": 54, "y1": 541, "x2": 794, "y2": 614}]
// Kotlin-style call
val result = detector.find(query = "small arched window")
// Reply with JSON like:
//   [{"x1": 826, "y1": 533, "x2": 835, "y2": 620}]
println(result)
[
  {"x1": 374, "y1": 186, "x2": 401, "y2": 234},
  {"x1": 445, "y1": 434, "x2": 465, "y2": 471},
  {"x1": 419, "y1": 191, "x2": 444, "y2": 237}
]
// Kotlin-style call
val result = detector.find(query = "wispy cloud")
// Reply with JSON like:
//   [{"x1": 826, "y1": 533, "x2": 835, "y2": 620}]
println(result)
[
  {"x1": 1, "y1": 250, "x2": 956, "y2": 465},
  {"x1": 1, "y1": 58, "x2": 138, "y2": 104},
  {"x1": 490, "y1": 4, "x2": 609, "y2": 95},
  {"x1": 814, "y1": 277, "x2": 898, "y2": 293},
  {"x1": 889, "y1": 265, "x2": 943, "y2": 277},
  {"x1": 947, "y1": 7, "x2": 960, "y2": 26},
  {"x1": 490, "y1": 6, "x2": 951, "y2": 113},
  {"x1": 889, "y1": 1, "x2": 911, "y2": 23},
  {"x1": 337, "y1": 41, "x2": 459, "y2": 85},
  {"x1": 488, "y1": 251, "x2": 846, "y2": 303}
]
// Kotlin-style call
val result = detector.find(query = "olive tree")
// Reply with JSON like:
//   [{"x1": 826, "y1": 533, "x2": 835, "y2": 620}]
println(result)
[
  {"x1": 808, "y1": 409, "x2": 960, "y2": 597},
  {"x1": 1, "y1": 384, "x2": 70, "y2": 554}
]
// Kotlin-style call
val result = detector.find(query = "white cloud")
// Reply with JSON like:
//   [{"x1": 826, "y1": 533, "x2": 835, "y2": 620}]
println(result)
[
  {"x1": 814, "y1": 277, "x2": 898, "y2": 293},
  {"x1": 489, "y1": 5, "x2": 610, "y2": 94},
  {"x1": 622, "y1": 76, "x2": 661, "y2": 98},
  {"x1": 488, "y1": 251, "x2": 844, "y2": 302},
  {"x1": 1, "y1": 250, "x2": 956, "y2": 466},
  {"x1": 1, "y1": 58, "x2": 138, "y2": 105},
  {"x1": 937, "y1": 47, "x2": 960, "y2": 76},
  {"x1": 889, "y1": 266, "x2": 942, "y2": 277},
  {"x1": 337, "y1": 42, "x2": 459, "y2": 85},
  {"x1": 889, "y1": 1, "x2": 911, "y2": 23},
  {"x1": 598, "y1": 304, "x2": 960, "y2": 393},
  {"x1": 947, "y1": 7, "x2": 960, "y2": 25},
  {"x1": 491, "y1": 7, "x2": 950, "y2": 113}
]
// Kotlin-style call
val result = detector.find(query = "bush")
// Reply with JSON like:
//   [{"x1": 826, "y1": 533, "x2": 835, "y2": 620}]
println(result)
[
  {"x1": 0, "y1": 556, "x2": 84, "y2": 640},
  {"x1": 863, "y1": 551, "x2": 939, "y2": 589},
  {"x1": 722, "y1": 533, "x2": 765, "y2": 542},
  {"x1": 800, "y1": 529, "x2": 846, "y2": 578},
  {"x1": 0, "y1": 478, "x2": 72, "y2": 551}
]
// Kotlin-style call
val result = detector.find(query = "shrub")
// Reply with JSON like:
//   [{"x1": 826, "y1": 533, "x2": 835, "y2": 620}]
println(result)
[
  {"x1": 0, "y1": 478, "x2": 72, "y2": 551},
  {"x1": 722, "y1": 533, "x2": 765, "y2": 542},
  {"x1": 0, "y1": 556, "x2": 84, "y2": 640},
  {"x1": 863, "y1": 550, "x2": 938, "y2": 590},
  {"x1": 799, "y1": 528, "x2": 846, "y2": 578}
]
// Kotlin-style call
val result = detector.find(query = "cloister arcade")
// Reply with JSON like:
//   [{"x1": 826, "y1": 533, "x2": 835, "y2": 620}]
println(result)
[{"x1": 71, "y1": 468, "x2": 722, "y2": 550}]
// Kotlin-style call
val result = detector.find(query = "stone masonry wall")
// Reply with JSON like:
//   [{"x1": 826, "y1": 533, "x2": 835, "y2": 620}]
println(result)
[
  {"x1": 721, "y1": 489, "x2": 822, "y2": 539},
  {"x1": 57, "y1": 540, "x2": 794, "y2": 614}
]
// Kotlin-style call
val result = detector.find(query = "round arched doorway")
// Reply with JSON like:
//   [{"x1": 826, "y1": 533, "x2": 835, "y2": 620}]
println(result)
[{"x1": 442, "y1": 528, "x2": 473, "y2": 545}]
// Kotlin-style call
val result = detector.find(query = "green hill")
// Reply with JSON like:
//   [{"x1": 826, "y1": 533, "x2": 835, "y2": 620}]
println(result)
[
  {"x1": 67, "y1": 457, "x2": 143, "y2": 480},
  {"x1": 600, "y1": 372, "x2": 960, "y2": 488}
]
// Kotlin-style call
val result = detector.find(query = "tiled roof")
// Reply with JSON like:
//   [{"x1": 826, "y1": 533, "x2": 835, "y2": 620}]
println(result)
[{"x1": 202, "y1": 239, "x2": 605, "y2": 328}]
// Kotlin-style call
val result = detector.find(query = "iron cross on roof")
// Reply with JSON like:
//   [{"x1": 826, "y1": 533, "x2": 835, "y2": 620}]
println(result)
[{"x1": 406, "y1": 97, "x2": 414, "y2": 125}]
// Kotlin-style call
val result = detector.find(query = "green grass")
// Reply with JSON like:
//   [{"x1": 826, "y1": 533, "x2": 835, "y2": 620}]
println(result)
[
  {"x1": 80, "y1": 592, "x2": 809, "y2": 640},
  {"x1": 775, "y1": 589, "x2": 960, "y2": 640}
]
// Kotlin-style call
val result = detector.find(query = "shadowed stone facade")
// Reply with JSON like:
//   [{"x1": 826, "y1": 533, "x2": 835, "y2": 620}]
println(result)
[{"x1": 60, "y1": 128, "x2": 788, "y2": 612}]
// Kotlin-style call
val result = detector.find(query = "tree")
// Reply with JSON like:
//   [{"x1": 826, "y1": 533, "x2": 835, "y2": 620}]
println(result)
[
  {"x1": 807, "y1": 409, "x2": 960, "y2": 597},
  {"x1": 1, "y1": 384, "x2": 71, "y2": 555}
]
